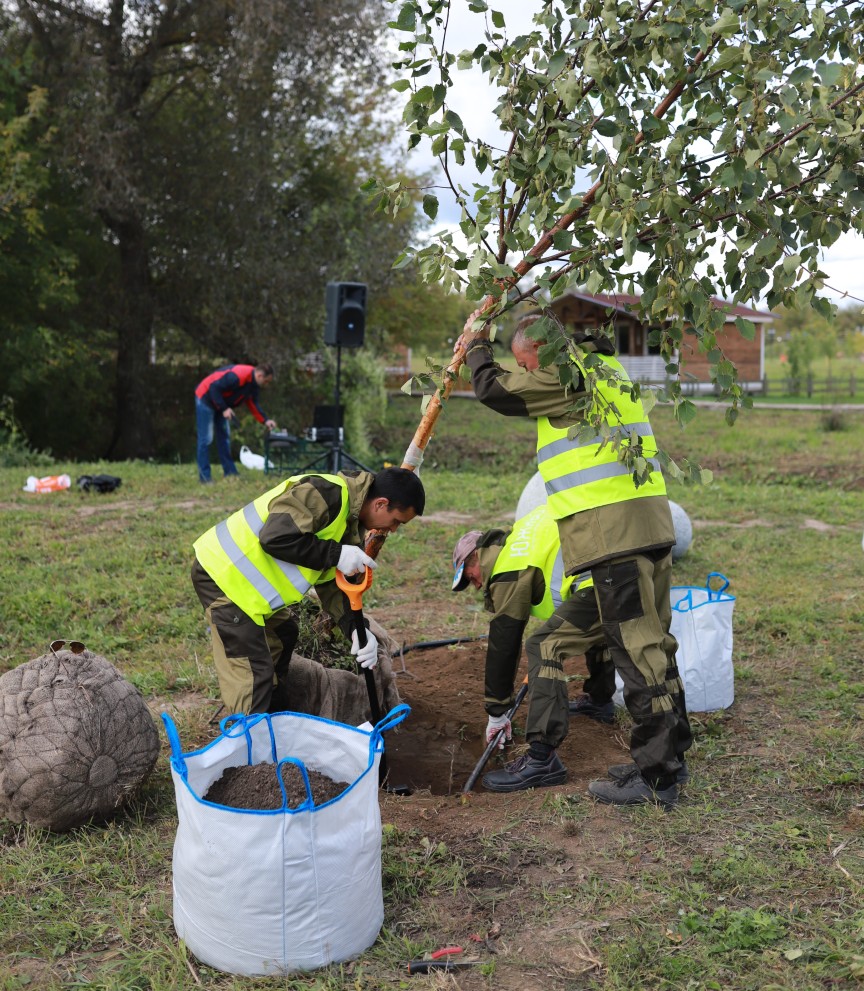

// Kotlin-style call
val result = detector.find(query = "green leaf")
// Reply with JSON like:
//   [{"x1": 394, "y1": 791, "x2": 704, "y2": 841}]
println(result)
[
  {"x1": 713, "y1": 7, "x2": 740, "y2": 37},
  {"x1": 676, "y1": 399, "x2": 697, "y2": 426},
  {"x1": 547, "y1": 51, "x2": 567, "y2": 78},
  {"x1": 735, "y1": 317, "x2": 756, "y2": 341},
  {"x1": 711, "y1": 46, "x2": 745, "y2": 73},
  {"x1": 392, "y1": 251, "x2": 413, "y2": 271},
  {"x1": 422, "y1": 194, "x2": 439, "y2": 220},
  {"x1": 444, "y1": 109, "x2": 465, "y2": 133},
  {"x1": 395, "y1": 3, "x2": 416, "y2": 32},
  {"x1": 392, "y1": 79, "x2": 411, "y2": 92},
  {"x1": 816, "y1": 62, "x2": 842, "y2": 87},
  {"x1": 491, "y1": 10, "x2": 505, "y2": 29}
]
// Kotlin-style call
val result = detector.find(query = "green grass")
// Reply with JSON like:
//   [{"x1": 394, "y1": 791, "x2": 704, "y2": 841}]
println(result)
[{"x1": 1, "y1": 398, "x2": 863, "y2": 989}]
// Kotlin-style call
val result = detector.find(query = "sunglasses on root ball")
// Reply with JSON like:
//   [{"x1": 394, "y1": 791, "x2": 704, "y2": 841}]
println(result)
[{"x1": 49, "y1": 639, "x2": 86, "y2": 655}]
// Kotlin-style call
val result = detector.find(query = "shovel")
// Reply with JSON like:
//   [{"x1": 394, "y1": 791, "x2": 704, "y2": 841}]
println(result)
[
  {"x1": 335, "y1": 566, "x2": 392, "y2": 787},
  {"x1": 462, "y1": 676, "x2": 529, "y2": 794}
]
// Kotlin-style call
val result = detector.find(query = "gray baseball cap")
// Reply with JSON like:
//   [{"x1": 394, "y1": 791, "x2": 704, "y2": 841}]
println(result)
[{"x1": 451, "y1": 530, "x2": 483, "y2": 591}]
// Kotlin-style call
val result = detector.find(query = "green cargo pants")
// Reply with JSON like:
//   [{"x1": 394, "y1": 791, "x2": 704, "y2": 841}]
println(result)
[
  {"x1": 191, "y1": 560, "x2": 298, "y2": 715},
  {"x1": 592, "y1": 549, "x2": 691, "y2": 787},
  {"x1": 523, "y1": 582, "x2": 608, "y2": 748},
  {"x1": 525, "y1": 549, "x2": 691, "y2": 788}
]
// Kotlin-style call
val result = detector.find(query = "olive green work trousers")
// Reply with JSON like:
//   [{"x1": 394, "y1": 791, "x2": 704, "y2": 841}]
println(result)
[
  {"x1": 525, "y1": 549, "x2": 691, "y2": 788},
  {"x1": 191, "y1": 560, "x2": 298, "y2": 715}
]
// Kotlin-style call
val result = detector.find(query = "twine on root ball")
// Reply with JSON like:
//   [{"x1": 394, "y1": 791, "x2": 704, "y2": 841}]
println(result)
[{"x1": 0, "y1": 645, "x2": 159, "y2": 832}]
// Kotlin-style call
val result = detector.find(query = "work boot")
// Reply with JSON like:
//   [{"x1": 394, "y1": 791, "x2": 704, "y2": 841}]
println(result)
[
  {"x1": 568, "y1": 694, "x2": 615, "y2": 724},
  {"x1": 482, "y1": 751, "x2": 567, "y2": 793},
  {"x1": 607, "y1": 760, "x2": 689, "y2": 785},
  {"x1": 587, "y1": 773, "x2": 678, "y2": 809}
]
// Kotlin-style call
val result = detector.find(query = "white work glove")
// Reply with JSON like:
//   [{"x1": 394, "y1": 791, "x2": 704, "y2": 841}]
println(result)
[
  {"x1": 351, "y1": 628, "x2": 379, "y2": 669},
  {"x1": 337, "y1": 545, "x2": 376, "y2": 576},
  {"x1": 485, "y1": 713, "x2": 512, "y2": 749}
]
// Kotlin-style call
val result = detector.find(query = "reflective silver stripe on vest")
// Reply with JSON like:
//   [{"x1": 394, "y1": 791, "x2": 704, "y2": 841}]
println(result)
[
  {"x1": 544, "y1": 456, "x2": 662, "y2": 496},
  {"x1": 537, "y1": 422, "x2": 653, "y2": 464},
  {"x1": 241, "y1": 501, "x2": 314, "y2": 595},
  {"x1": 214, "y1": 509, "x2": 312, "y2": 611},
  {"x1": 214, "y1": 520, "x2": 285, "y2": 610},
  {"x1": 243, "y1": 501, "x2": 266, "y2": 534}
]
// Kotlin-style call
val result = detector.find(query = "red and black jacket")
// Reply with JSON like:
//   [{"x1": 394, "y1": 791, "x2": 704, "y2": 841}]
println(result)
[{"x1": 195, "y1": 364, "x2": 268, "y2": 424}]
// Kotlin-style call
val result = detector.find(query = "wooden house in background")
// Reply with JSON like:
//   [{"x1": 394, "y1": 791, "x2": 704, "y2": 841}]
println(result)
[{"x1": 545, "y1": 291, "x2": 777, "y2": 392}]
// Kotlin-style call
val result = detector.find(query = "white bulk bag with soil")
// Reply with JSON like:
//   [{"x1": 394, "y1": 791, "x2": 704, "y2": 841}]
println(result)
[
  {"x1": 613, "y1": 573, "x2": 736, "y2": 712},
  {"x1": 161, "y1": 705, "x2": 409, "y2": 977},
  {"x1": 0, "y1": 647, "x2": 159, "y2": 831}
]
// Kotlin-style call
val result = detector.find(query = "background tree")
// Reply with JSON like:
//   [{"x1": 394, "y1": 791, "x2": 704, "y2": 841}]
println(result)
[
  {"x1": 1, "y1": 0, "x2": 426, "y2": 460},
  {"x1": 370, "y1": 0, "x2": 864, "y2": 476}
]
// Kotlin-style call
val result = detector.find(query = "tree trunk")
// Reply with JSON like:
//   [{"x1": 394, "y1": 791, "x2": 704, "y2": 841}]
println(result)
[{"x1": 107, "y1": 217, "x2": 156, "y2": 459}]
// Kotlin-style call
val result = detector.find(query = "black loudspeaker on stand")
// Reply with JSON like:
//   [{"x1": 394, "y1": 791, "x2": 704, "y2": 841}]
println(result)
[{"x1": 302, "y1": 282, "x2": 372, "y2": 474}]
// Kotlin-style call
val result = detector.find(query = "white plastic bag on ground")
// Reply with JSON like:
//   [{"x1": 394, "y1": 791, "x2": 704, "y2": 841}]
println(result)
[
  {"x1": 22, "y1": 473, "x2": 71, "y2": 492},
  {"x1": 613, "y1": 572, "x2": 735, "y2": 712},
  {"x1": 239, "y1": 445, "x2": 266, "y2": 470},
  {"x1": 161, "y1": 704, "x2": 409, "y2": 976}
]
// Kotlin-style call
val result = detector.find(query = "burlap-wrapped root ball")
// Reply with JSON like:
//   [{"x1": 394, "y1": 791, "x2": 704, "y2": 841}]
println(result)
[{"x1": 0, "y1": 648, "x2": 159, "y2": 832}]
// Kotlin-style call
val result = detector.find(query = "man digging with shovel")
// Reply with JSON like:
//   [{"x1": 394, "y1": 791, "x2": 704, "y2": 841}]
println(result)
[{"x1": 191, "y1": 467, "x2": 425, "y2": 716}]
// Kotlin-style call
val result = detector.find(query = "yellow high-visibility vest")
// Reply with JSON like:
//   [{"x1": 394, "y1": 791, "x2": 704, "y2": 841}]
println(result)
[
  {"x1": 537, "y1": 353, "x2": 666, "y2": 519},
  {"x1": 193, "y1": 473, "x2": 349, "y2": 625},
  {"x1": 490, "y1": 505, "x2": 592, "y2": 619}
]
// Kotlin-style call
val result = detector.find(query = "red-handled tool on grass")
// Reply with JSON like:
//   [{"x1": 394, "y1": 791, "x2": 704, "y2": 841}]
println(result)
[
  {"x1": 407, "y1": 946, "x2": 478, "y2": 974},
  {"x1": 336, "y1": 566, "x2": 386, "y2": 782},
  {"x1": 462, "y1": 675, "x2": 530, "y2": 794}
]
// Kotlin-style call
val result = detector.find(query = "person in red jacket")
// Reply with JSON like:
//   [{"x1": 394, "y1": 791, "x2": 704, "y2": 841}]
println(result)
[{"x1": 195, "y1": 363, "x2": 277, "y2": 483}]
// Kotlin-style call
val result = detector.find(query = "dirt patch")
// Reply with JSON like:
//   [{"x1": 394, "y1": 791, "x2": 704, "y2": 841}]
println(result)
[
  {"x1": 204, "y1": 762, "x2": 349, "y2": 809},
  {"x1": 383, "y1": 641, "x2": 628, "y2": 800}
]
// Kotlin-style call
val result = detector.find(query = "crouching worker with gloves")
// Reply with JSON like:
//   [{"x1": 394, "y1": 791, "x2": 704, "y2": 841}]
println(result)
[
  {"x1": 451, "y1": 504, "x2": 613, "y2": 767},
  {"x1": 191, "y1": 467, "x2": 425, "y2": 715}
]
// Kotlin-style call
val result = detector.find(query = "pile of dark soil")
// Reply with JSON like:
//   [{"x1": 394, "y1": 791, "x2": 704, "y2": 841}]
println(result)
[{"x1": 203, "y1": 762, "x2": 349, "y2": 809}]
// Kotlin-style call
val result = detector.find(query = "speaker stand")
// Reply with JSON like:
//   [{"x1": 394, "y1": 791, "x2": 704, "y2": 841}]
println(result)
[{"x1": 300, "y1": 344, "x2": 373, "y2": 474}]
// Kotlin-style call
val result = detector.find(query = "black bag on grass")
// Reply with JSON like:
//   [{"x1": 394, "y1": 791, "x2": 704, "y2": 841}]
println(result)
[{"x1": 76, "y1": 474, "x2": 122, "y2": 494}]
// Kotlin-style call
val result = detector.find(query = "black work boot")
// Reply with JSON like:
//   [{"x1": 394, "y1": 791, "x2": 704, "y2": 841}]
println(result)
[
  {"x1": 482, "y1": 751, "x2": 568, "y2": 793},
  {"x1": 568, "y1": 694, "x2": 616, "y2": 724},
  {"x1": 587, "y1": 773, "x2": 678, "y2": 809},
  {"x1": 607, "y1": 760, "x2": 689, "y2": 785}
]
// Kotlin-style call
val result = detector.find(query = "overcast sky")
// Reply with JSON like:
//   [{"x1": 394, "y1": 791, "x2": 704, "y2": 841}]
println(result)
[{"x1": 399, "y1": 1, "x2": 864, "y2": 309}]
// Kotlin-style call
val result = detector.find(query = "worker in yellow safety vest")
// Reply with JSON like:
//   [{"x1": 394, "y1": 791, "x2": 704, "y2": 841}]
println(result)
[
  {"x1": 455, "y1": 313, "x2": 691, "y2": 807},
  {"x1": 451, "y1": 503, "x2": 616, "y2": 751},
  {"x1": 191, "y1": 467, "x2": 425, "y2": 715}
]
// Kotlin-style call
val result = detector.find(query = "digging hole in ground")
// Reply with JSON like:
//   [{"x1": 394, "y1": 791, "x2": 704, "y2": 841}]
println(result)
[{"x1": 381, "y1": 641, "x2": 627, "y2": 796}]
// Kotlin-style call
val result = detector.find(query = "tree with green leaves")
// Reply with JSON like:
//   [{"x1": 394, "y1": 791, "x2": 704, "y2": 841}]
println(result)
[
  {"x1": 0, "y1": 61, "x2": 77, "y2": 357},
  {"x1": 369, "y1": 0, "x2": 864, "y2": 478},
  {"x1": 4, "y1": 0, "x2": 420, "y2": 459}
]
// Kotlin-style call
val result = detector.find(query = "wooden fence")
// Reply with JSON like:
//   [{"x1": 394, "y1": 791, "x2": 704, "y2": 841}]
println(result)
[{"x1": 761, "y1": 374, "x2": 861, "y2": 398}]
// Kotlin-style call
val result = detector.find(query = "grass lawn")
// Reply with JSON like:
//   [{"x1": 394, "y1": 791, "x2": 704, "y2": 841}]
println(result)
[{"x1": 1, "y1": 397, "x2": 863, "y2": 990}]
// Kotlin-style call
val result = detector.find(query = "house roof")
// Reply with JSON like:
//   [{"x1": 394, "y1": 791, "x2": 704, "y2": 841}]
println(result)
[{"x1": 553, "y1": 290, "x2": 778, "y2": 323}]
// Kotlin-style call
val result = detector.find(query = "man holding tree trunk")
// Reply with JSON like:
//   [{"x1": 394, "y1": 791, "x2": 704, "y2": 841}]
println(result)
[{"x1": 454, "y1": 314, "x2": 691, "y2": 808}]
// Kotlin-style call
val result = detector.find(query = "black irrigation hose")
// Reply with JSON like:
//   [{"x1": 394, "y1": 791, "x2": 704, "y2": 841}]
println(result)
[{"x1": 397, "y1": 635, "x2": 488, "y2": 655}]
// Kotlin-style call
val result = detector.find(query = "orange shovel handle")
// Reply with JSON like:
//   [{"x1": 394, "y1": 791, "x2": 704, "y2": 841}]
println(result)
[{"x1": 335, "y1": 566, "x2": 373, "y2": 611}]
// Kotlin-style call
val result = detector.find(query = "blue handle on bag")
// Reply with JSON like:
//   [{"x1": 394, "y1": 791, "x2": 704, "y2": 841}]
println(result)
[
  {"x1": 368, "y1": 703, "x2": 411, "y2": 762},
  {"x1": 160, "y1": 712, "x2": 186, "y2": 778},
  {"x1": 706, "y1": 572, "x2": 730, "y2": 599},
  {"x1": 275, "y1": 756, "x2": 314, "y2": 811}
]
